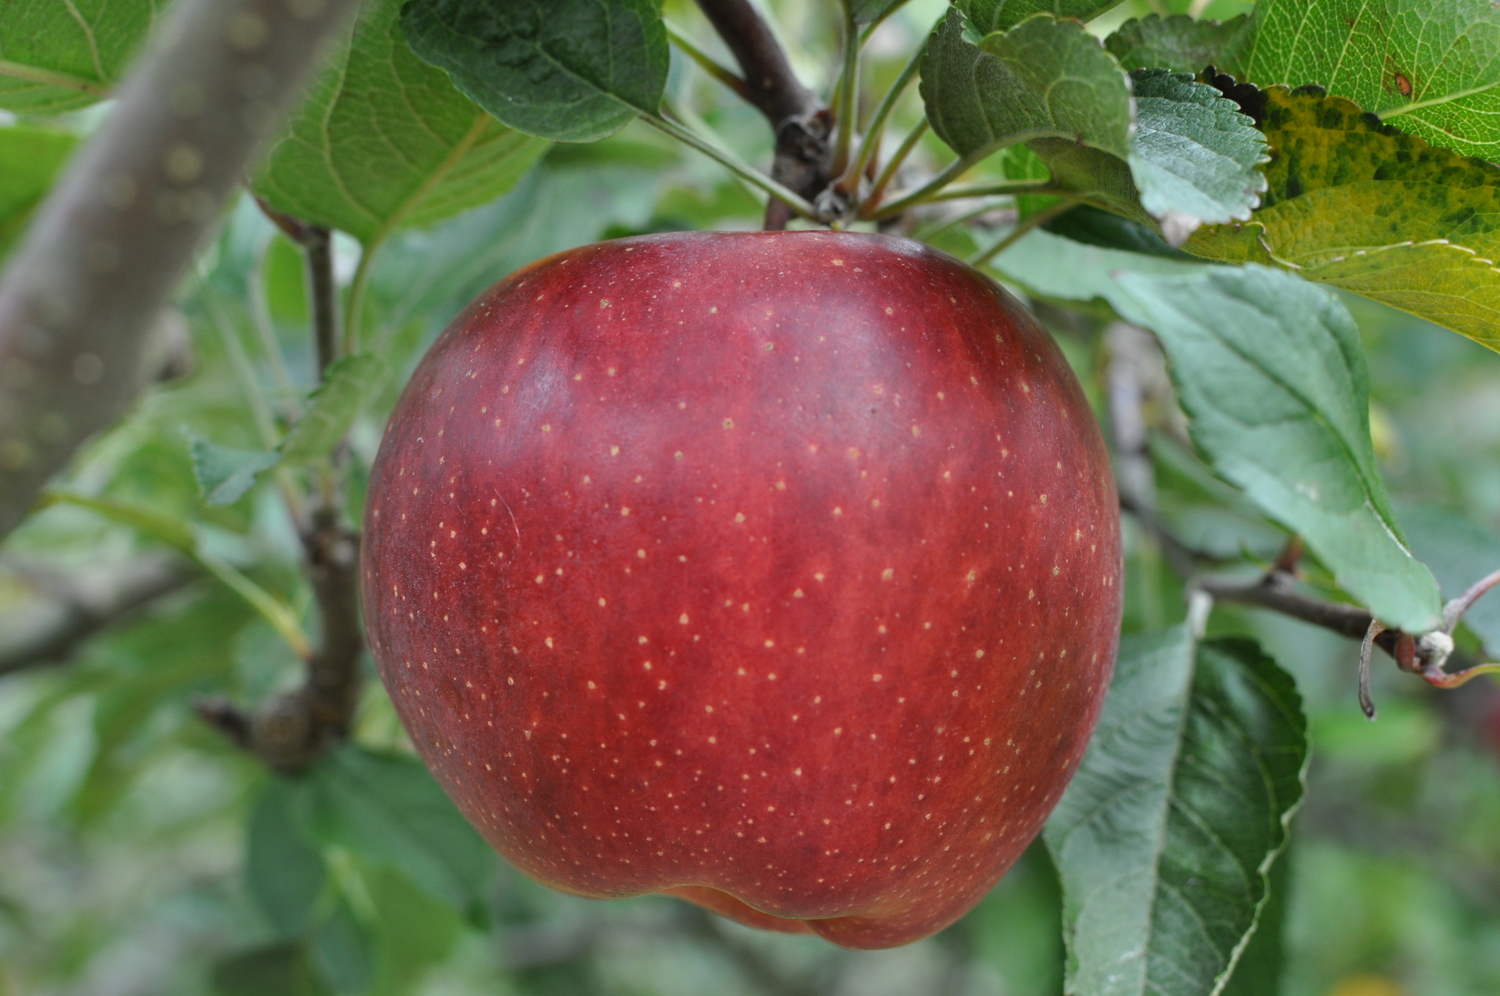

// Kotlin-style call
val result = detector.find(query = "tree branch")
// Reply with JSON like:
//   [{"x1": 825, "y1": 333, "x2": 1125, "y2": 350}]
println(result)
[
  {"x1": 693, "y1": 0, "x2": 831, "y2": 230},
  {"x1": 1195, "y1": 569, "x2": 1400, "y2": 653},
  {"x1": 0, "y1": 0, "x2": 364, "y2": 544},
  {"x1": 0, "y1": 552, "x2": 195, "y2": 676},
  {"x1": 196, "y1": 218, "x2": 363, "y2": 775}
]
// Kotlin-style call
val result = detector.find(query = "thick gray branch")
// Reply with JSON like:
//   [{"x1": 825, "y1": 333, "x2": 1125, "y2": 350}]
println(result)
[{"x1": 0, "y1": 0, "x2": 364, "y2": 543}]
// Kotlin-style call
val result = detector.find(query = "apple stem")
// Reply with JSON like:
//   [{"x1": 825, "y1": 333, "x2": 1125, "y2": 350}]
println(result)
[{"x1": 0, "y1": 0, "x2": 365, "y2": 545}]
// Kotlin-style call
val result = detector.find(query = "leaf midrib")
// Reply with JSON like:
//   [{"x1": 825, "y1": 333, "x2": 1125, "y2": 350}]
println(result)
[{"x1": 0, "y1": 59, "x2": 107, "y2": 94}]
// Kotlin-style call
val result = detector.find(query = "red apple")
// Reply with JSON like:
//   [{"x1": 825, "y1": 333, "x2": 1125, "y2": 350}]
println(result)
[{"x1": 360, "y1": 231, "x2": 1121, "y2": 949}]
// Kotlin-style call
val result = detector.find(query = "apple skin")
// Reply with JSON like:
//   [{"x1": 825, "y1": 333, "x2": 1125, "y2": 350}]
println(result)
[{"x1": 360, "y1": 231, "x2": 1122, "y2": 949}]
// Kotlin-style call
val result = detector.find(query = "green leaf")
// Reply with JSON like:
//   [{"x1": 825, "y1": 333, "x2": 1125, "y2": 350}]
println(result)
[
  {"x1": 1112, "y1": 264, "x2": 1444, "y2": 632},
  {"x1": 367, "y1": 870, "x2": 463, "y2": 996},
  {"x1": 247, "y1": 779, "x2": 328, "y2": 937},
  {"x1": 0, "y1": 0, "x2": 162, "y2": 113},
  {"x1": 1242, "y1": 0, "x2": 1500, "y2": 162},
  {"x1": 211, "y1": 942, "x2": 328, "y2": 996},
  {"x1": 1128, "y1": 69, "x2": 1268, "y2": 227},
  {"x1": 1186, "y1": 85, "x2": 1500, "y2": 352},
  {"x1": 187, "y1": 432, "x2": 280, "y2": 507},
  {"x1": 400, "y1": 0, "x2": 669, "y2": 143},
  {"x1": 305, "y1": 746, "x2": 497, "y2": 920},
  {"x1": 311, "y1": 898, "x2": 375, "y2": 995},
  {"x1": 958, "y1": 0, "x2": 1126, "y2": 34},
  {"x1": 253, "y1": 0, "x2": 549, "y2": 246},
  {"x1": 279, "y1": 355, "x2": 384, "y2": 465},
  {"x1": 1219, "y1": 844, "x2": 1290, "y2": 996},
  {"x1": 922, "y1": 10, "x2": 1133, "y2": 165},
  {"x1": 1105, "y1": 15, "x2": 1252, "y2": 76},
  {"x1": 253, "y1": 0, "x2": 552, "y2": 247},
  {"x1": 922, "y1": 15, "x2": 1266, "y2": 232},
  {"x1": 0, "y1": 125, "x2": 76, "y2": 257},
  {"x1": 984, "y1": 227, "x2": 1203, "y2": 311},
  {"x1": 849, "y1": 0, "x2": 911, "y2": 27},
  {"x1": 1398, "y1": 502, "x2": 1500, "y2": 654},
  {"x1": 1043, "y1": 203, "x2": 1197, "y2": 258},
  {"x1": 1045, "y1": 627, "x2": 1307, "y2": 996}
]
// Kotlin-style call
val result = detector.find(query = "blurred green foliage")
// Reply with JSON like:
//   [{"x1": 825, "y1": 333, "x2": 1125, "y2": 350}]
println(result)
[{"x1": 4, "y1": 1, "x2": 1500, "y2": 994}]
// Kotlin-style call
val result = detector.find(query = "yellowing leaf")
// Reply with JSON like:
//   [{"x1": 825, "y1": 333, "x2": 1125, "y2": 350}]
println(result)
[
  {"x1": 1186, "y1": 85, "x2": 1500, "y2": 352},
  {"x1": 1243, "y1": 0, "x2": 1500, "y2": 162}
]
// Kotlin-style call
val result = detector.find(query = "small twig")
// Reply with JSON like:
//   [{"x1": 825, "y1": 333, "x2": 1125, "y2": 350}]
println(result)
[
  {"x1": 196, "y1": 512, "x2": 361, "y2": 774},
  {"x1": 1272, "y1": 535, "x2": 1305, "y2": 576},
  {"x1": 302, "y1": 227, "x2": 340, "y2": 376},
  {"x1": 1108, "y1": 326, "x2": 1500, "y2": 704},
  {"x1": 255, "y1": 200, "x2": 340, "y2": 376},
  {"x1": 694, "y1": 0, "x2": 831, "y2": 230},
  {"x1": 1195, "y1": 570, "x2": 1395, "y2": 647},
  {"x1": 694, "y1": 0, "x2": 818, "y2": 127},
  {"x1": 1444, "y1": 568, "x2": 1500, "y2": 632}
]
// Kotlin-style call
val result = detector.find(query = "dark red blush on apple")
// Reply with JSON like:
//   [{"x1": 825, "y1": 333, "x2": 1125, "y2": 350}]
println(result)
[{"x1": 361, "y1": 231, "x2": 1122, "y2": 949}]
